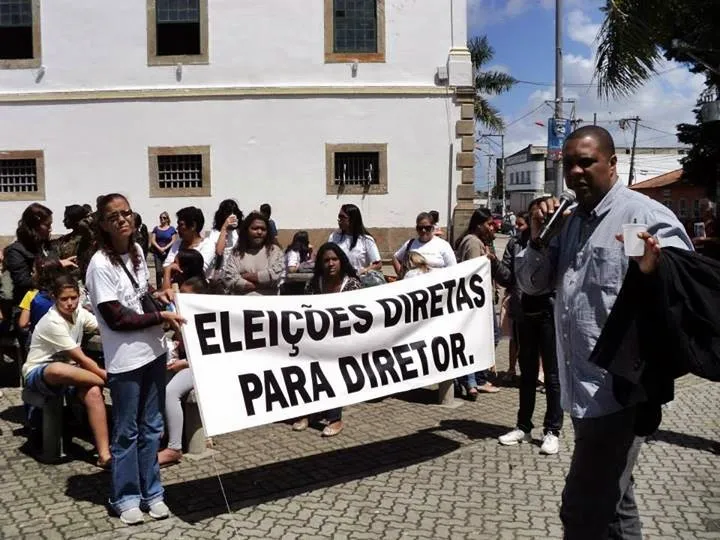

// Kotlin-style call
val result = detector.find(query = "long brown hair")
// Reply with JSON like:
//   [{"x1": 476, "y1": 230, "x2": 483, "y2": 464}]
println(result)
[
  {"x1": 16, "y1": 203, "x2": 52, "y2": 254},
  {"x1": 94, "y1": 193, "x2": 143, "y2": 271}
]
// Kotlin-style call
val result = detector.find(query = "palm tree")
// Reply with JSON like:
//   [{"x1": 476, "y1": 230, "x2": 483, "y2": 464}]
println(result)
[
  {"x1": 468, "y1": 36, "x2": 517, "y2": 131},
  {"x1": 594, "y1": 0, "x2": 719, "y2": 98}
]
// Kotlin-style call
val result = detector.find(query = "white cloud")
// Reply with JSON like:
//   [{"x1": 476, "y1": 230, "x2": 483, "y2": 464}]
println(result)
[
  {"x1": 567, "y1": 9, "x2": 600, "y2": 47},
  {"x1": 487, "y1": 63, "x2": 512, "y2": 74},
  {"x1": 468, "y1": 0, "x2": 587, "y2": 29}
]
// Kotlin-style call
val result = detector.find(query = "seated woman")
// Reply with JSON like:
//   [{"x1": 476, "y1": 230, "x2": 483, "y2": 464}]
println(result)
[
  {"x1": 292, "y1": 242, "x2": 362, "y2": 437},
  {"x1": 22, "y1": 274, "x2": 110, "y2": 468},
  {"x1": 158, "y1": 276, "x2": 208, "y2": 467},
  {"x1": 284, "y1": 231, "x2": 313, "y2": 274},
  {"x1": 222, "y1": 212, "x2": 284, "y2": 296}
]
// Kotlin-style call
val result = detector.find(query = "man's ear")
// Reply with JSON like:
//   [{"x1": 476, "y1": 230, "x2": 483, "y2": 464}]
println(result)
[{"x1": 609, "y1": 154, "x2": 617, "y2": 167}]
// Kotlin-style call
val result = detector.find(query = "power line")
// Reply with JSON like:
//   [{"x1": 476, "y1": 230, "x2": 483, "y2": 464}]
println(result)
[
  {"x1": 638, "y1": 123, "x2": 677, "y2": 136},
  {"x1": 504, "y1": 102, "x2": 553, "y2": 129},
  {"x1": 513, "y1": 66, "x2": 684, "y2": 89}
]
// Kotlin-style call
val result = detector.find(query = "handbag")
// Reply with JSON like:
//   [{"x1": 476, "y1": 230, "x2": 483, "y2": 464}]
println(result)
[{"x1": 118, "y1": 260, "x2": 162, "y2": 314}]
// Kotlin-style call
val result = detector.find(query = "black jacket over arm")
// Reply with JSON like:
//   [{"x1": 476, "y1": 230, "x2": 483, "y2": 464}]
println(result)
[{"x1": 589, "y1": 247, "x2": 720, "y2": 434}]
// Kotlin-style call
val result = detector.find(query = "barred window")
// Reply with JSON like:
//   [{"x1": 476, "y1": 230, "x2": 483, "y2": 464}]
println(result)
[
  {"x1": 334, "y1": 152, "x2": 380, "y2": 186},
  {"x1": 0, "y1": 0, "x2": 39, "y2": 64},
  {"x1": 0, "y1": 151, "x2": 44, "y2": 201},
  {"x1": 326, "y1": 144, "x2": 387, "y2": 195},
  {"x1": 0, "y1": 158, "x2": 37, "y2": 193},
  {"x1": 158, "y1": 154, "x2": 203, "y2": 189},
  {"x1": 333, "y1": 0, "x2": 377, "y2": 54},
  {"x1": 149, "y1": 146, "x2": 210, "y2": 198}
]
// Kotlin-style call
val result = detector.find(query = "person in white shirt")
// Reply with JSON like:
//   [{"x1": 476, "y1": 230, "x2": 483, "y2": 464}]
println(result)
[
  {"x1": 207, "y1": 199, "x2": 242, "y2": 280},
  {"x1": 392, "y1": 212, "x2": 457, "y2": 277},
  {"x1": 162, "y1": 206, "x2": 215, "y2": 288},
  {"x1": 23, "y1": 274, "x2": 110, "y2": 468},
  {"x1": 328, "y1": 204, "x2": 382, "y2": 276},
  {"x1": 86, "y1": 193, "x2": 184, "y2": 525}
]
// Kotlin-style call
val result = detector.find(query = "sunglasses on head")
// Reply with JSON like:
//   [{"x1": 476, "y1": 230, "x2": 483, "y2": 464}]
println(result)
[{"x1": 416, "y1": 225, "x2": 433, "y2": 233}]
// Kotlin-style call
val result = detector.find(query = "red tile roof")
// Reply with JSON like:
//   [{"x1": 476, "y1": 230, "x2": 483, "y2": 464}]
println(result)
[{"x1": 629, "y1": 169, "x2": 682, "y2": 190}]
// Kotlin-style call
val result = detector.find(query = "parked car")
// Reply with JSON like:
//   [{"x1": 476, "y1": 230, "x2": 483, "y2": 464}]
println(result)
[{"x1": 491, "y1": 214, "x2": 503, "y2": 232}]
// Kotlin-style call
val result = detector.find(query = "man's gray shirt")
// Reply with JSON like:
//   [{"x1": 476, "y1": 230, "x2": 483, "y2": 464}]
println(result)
[{"x1": 516, "y1": 180, "x2": 692, "y2": 419}]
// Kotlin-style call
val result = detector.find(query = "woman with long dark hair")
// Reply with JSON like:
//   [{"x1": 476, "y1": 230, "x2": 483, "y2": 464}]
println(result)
[
  {"x1": 85, "y1": 193, "x2": 184, "y2": 525},
  {"x1": 208, "y1": 199, "x2": 243, "y2": 279},
  {"x1": 6, "y1": 203, "x2": 77, "y2": 307},
  {"x1": 292, "y1": 242, "x2": 361, "y2": 437},
  {"x1": 454, "y1": 208, "x2": 512, "y2": 397},
  {"x1": 328, "y1": 204, "x2": 382, "y2": 277},
  {"x1": 284, "y1": 230, "x2": 313, "y2": 273},
  {"x1": 222, "y1": 211, "x2": 283, "y2": 295}
]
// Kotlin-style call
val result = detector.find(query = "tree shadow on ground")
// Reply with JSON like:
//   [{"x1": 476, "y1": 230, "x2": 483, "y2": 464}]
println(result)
[
  {"x1": 66, "y1": 429, "x2": 463, "y2": 523},
  {"x1": 649, "y1": 429, "x2": 720, "y2": 455},
  {"x1": 426, "y1": 418, "x2": 509, "y2": 441}
]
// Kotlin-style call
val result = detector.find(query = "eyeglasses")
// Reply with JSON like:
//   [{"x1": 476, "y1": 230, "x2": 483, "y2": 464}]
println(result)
[
  {"x1": 416, "y1": 225, "x2": 433, "y2": 233},
  {"x1": 105, "y1": 210, "x2": 134, "y2": 224}
]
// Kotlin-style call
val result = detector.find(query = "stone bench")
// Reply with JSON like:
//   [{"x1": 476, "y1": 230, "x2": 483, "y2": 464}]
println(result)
[
  {"x1": 183, "y1": 389, "x2": 207, "y2": 455},
  {"x1": 21, "y1": 388, "x2": 66, "y2": 463}
]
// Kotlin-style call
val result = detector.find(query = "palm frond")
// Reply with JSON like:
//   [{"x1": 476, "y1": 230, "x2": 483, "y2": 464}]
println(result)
[
  {"x1": 468, "y1": 36, "x2": 493, "y2": 70},
  {"x1": 474, "y1": 96, "x2": 505, "y2": 132},
  {"x1": 475, "y1": 71, "x2": 517, "y2": 96},
  {"x1": 595, "y1": 0, "x2": 674, "y2": 99}
]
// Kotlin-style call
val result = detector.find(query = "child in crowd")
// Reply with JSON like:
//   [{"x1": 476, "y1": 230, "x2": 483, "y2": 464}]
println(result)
[
  {"x1": 22, "y1": 274, "x2": 110, "y2": 468},
  {"x1": 158, "y1": 276, "x2": 209, "y2": 466},
  {"x1": 18, "y1": 257, "x2": 59, "y2": 332},
  {"x1": 403, "y1": 251, "x2": 431, "y2": 279}
]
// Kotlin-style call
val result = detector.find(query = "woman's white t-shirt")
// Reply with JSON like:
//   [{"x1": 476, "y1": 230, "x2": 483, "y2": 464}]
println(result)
[
  {"x1": 207, "y1": 228, "x2": 238, "y2": 262},
  {"x1": 328, "y1": 231, "x2": 381, "y2": 272},
  {"x1": 394, "y1": 236, "x2": 457, "y2": 270},
  {"x1": 163, "y1": 236, "x2": 216, "y2": 277},
  {"x1": 86, "y1": 246, "x2": 165, "y2": 374}
]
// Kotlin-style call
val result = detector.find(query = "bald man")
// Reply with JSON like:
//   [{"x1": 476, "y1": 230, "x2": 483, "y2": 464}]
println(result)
[{"x1": 516, "y1": 126, "x2": 693, "y2": 539}]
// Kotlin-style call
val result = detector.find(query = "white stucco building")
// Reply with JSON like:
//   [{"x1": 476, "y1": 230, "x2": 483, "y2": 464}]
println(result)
[
  {"x1": 0, "y1": 0, "x2": 475, "y2": 253},
  {"x1": 504, "y1": 144, "x2": 689, "y2": 213}
]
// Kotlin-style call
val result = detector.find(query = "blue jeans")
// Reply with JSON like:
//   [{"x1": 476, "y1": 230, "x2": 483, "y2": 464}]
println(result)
[
  {"x1": 108, "y1": 356, "x2": 166, "y2": 514},
  {"x1": 459, "y1": 311, "x2": 500, "y2": 390}
]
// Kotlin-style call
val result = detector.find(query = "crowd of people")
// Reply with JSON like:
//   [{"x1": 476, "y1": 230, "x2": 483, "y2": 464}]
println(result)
[{"x1": 0, "y1": 126, "x2": 709, "y2": 538}]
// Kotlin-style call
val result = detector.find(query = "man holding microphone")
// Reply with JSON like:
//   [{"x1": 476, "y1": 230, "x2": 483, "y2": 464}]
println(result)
[{"x1": 516, "y1": 126, "x2": 692, "y2": 539}]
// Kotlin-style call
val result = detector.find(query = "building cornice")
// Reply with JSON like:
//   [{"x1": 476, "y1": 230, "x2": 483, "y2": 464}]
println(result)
[{"x1": 0, "y1": 84, "x2": 451, "y2": 104}]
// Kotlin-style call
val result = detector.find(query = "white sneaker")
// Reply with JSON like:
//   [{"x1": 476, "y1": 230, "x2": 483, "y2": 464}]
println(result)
[
  {"x1": 540, "y1": 433, "x2": 560, "y2": 455},
  {"x1": 498, "y1": 428, "x2": 531, "y2": 446},
  {"x1": 119, "y1": 507, "x2": 144, "y2": 525},
  {"x1": 148, "y1": 501, "x2": 169, "y2": 520}
]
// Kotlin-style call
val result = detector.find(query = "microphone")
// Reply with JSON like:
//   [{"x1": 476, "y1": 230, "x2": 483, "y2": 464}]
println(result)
[{"x1": 536, "y1": 189, "x2": 576, "y2": 247}]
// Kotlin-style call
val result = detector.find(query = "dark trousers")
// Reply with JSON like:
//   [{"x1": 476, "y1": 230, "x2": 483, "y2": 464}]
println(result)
[
  {"x1": 516, "y1": 311, "x2": 562, "y2": 434},
  {"x1": 561, "y1": 406, "x2": 644, "y2": 540}
]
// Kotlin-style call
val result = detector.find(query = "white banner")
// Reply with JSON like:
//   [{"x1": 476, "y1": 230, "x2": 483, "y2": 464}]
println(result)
[{"x1": 176, "y1": 258, "x2": 494, "y2": 436}]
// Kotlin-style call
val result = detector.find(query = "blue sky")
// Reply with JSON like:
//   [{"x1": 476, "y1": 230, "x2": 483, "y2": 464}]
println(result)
[{"x1": 467, "y1": 0, "x2": 705, "y2": 190}]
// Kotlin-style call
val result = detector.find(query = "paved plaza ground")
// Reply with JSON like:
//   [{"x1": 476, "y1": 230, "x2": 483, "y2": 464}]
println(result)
[{"x1": 1, "y1": 337, "x2": 718, "y2": 539}]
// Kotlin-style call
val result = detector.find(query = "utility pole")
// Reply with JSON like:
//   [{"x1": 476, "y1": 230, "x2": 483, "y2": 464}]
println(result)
[
  {"x1": 623, "y1": 116, "x2": 641, "y2": 185},
  {"x1": 593, "y1": 112, "x2": 597, "y2": 126},
  {"x1": 500, "y1": 134, "x2": 505, "y2": 212},
  {"x1": 553, "y1": 0, "x2": 564, "y2": 197}
]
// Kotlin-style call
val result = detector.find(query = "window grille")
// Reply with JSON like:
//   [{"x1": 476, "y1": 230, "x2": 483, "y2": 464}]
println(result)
[
  {"x1": 0, "y1": 158, "x2": 38, "y2": 193},
  {"x1": 333, "y1": 0, "x2": 377, "y2": 53},
  {"x1": 157, "y1": 154, "x2": 203, "y2": 190},
  {"x1": 0, "y1": 0, "x2": 31, "y2": 27},
  {"x1": 334, "y1": 152, "x2": 380, "y2": 186},
  {"x1": 156, "y1": 0, "x2": 199, "y2": 23}
]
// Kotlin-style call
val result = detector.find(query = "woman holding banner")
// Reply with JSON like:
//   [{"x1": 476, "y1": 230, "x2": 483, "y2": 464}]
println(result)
[
  {"x1": 86, "y1": 194, "x2": 185, "y2": 525},
  {"x1": 292, "y1": 242, "x2": 361, "y2": 437}
]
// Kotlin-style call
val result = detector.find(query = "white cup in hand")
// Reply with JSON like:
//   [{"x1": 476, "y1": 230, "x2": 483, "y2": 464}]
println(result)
[{"x1": 622, "y1": 223, "x2": 648, "y2": 257}]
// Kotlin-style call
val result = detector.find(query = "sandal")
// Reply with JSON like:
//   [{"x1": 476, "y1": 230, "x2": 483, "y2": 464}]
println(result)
[
  {"x1": 466, "y1": 388, "x2": 479, "y2": 401},
  {"x1": 322, "y1": 421, "x2": 344, "y2": 437}
]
